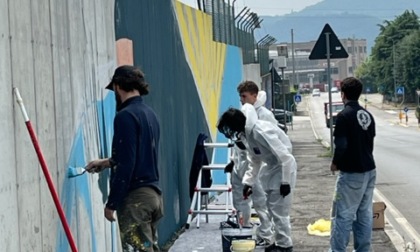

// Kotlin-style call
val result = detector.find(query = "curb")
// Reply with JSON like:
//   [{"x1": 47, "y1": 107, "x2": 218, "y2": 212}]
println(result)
[{"x1": 305, "y1": 96, "x2": 331, "y2": 149}]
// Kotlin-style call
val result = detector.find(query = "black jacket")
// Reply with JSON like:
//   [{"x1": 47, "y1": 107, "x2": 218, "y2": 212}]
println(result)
[
  {"x1": 106, "y1": 96, "x2": 161, "y2": 210},
  {"x1": 333, "y1": 101, "x2": 376, "y2": 173},
  {"x1": 189, "y1": 133, "x2": 212, "y2": 200}
]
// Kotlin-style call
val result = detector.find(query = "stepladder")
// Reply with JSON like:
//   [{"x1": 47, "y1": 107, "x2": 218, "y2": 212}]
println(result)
[{"x1": 186, "y1": 135, "x2": 236, "y2": 229}]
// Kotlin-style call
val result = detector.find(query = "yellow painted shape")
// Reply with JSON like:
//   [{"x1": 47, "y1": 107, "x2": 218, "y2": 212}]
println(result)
[{"x1": 174, "y1": 1, "x2": 226, "y2": 139}]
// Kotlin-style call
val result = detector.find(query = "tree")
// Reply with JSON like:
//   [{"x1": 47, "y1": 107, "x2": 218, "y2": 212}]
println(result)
[
  {"x1": 355, "y1": 57, "x2": 376, "y2": 91},
  {"x1": 397, "y1": 30, "x2": 420, "y2": 101},
  {"x1": 369, "y1": 10, "x2": 420, "y2": 101}
]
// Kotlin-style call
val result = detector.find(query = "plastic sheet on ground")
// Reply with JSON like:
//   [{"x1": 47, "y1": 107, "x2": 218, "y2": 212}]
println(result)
[{"x1": 307, "y1": 218, "x2": 331, "y2": 237}]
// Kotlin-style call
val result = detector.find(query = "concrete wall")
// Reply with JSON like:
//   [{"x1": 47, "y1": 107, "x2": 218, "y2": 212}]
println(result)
[
  {"x1": 0, "y1": 0, "x2": 117, "y2": 251},
  {"x1": 243, "y1": 64, "x2": 262, "y2": 87}
]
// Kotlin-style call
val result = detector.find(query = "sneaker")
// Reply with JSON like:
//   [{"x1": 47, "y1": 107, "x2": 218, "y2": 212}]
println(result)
[
  {"x1": 264, "y1": 244, "x2": 293, "y2": 252},
  {"x1": 264, "y1": 244, "x2": 277, "y2": 252},
  {"x1": 255, "y1": 237, "x2": 270, "y2": 247},
  {"x1": 279, "y1": 246, "x2": 293, "y2": 252}
]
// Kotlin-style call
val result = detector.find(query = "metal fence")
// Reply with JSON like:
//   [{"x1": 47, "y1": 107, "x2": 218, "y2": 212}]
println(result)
[
  {"x1": 257, "y1": 35, "x2": 277, "y2": 76},
  {"x1": 203, "y1": 0, "x2": 259, "y2": 64}
]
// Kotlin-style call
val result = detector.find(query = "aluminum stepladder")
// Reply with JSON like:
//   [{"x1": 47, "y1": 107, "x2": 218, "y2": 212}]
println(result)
[{"x1": 186, "y1": 142, "x2": 236, "y2": 229}]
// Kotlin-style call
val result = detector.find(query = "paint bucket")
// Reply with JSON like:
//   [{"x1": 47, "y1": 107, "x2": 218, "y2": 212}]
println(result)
[
  {"x1": 230, "y1": 239, "x2": 256, "y2": 252},
  {"x1": 221, "y1": 228, "x2": 253, "y2": 252}
]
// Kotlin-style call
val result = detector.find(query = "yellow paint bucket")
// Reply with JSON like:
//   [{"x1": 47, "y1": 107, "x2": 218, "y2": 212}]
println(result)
[
  {"x1": 221, "y1": 228, "x2": 253, "y2": 252},
  {"x1": 230, "y1": 239, "x2": 256, "y2": 252}
]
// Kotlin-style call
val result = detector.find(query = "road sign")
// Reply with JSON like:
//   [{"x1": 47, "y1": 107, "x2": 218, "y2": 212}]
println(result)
[
  {"x1": 309, "y1": 23, "x2": 349, "y2": 60},
  {"x1": 404, "y1": 107, "x2": 409, "y2": 113},
  {"x1": 416, "y1": 90, "x2": 420, "y2": 96},
  {"x1": 294, "y1": 94, "x2": 302, "y2": 103},
  {"x1": 396, "y1": 87, "x2": 404, "y2": 95}
]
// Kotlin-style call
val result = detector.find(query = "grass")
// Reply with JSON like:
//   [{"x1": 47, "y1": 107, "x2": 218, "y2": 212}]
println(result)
[{"x1": 318, "y1": 150, "x2": 333, "y2": 158}]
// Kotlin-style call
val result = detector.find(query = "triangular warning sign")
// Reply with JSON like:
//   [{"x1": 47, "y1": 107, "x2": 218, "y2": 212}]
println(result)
[{"x1": 309, "y1": 23, "x2": 349, "y2": 60}]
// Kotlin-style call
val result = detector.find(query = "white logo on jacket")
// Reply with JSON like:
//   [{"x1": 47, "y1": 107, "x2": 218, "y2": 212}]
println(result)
[{"x1": 357, "y1": 110, "x2": 371, "y2": 130}]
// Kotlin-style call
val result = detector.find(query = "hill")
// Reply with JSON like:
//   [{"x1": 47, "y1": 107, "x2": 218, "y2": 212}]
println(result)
[{"x1": 256, "y1": 0, "x2": 420, "y2": 52}]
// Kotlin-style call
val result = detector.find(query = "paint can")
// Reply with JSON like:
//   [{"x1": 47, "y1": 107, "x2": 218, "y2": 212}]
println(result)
[
  {"x1": 221, "y1": 227, "x2": 253, "y2": 252},
  {"x1": 230, "y1": 239, "x2": 256, "y2": 252}
]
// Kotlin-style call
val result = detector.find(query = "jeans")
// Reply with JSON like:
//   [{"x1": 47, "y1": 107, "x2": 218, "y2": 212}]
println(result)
[{"x1": 329, "y1": 169, "x2": 376, "y2": 252}]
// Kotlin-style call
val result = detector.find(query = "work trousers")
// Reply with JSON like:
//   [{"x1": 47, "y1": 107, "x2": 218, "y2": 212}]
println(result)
[{"x1": 118, "y1": 187, "x2": 164, "y2": 252}]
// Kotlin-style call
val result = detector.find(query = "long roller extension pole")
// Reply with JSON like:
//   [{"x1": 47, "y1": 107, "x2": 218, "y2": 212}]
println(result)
[{"x1": 13, "y1": 87, "x2": 78, "y2": 252}]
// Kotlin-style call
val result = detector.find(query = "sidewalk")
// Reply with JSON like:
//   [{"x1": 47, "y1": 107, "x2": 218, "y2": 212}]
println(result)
[{"x1": 167, "y1": 97, "x2": 400, "y2": 252}]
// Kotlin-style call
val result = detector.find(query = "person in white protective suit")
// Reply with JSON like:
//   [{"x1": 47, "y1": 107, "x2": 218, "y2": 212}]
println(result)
[
  {"x1": 227, "y1": 81, "x2": 280, "y2": 246},
  {"x1": 217, "y1": 104, "x2": 297, "y2": 252}
]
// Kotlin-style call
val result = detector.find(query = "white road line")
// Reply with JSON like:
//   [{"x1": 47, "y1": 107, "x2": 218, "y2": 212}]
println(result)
[
  {"x1": 374, "y1": 189, "x2": 420, "y2": 245},
  {"x1": 385, "y1": 110, "x2": 398, "y2": 114}
]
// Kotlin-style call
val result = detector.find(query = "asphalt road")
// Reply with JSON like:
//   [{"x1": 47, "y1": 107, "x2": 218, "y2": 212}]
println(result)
[{"x1": 307, "y1": 91, "x2": 420, "y2": 246}]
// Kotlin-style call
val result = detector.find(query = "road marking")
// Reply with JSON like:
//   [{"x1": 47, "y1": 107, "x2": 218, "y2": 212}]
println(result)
[
  {"x1": 374, "y1": 189, "x2": 420, "y2": 246},
  {"x1": 385, "y1": 110, "x2": 398, "y2": 114}
]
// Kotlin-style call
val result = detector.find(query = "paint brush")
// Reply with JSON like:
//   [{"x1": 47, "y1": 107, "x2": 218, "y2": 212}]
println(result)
[{"x1": 67, "y1": 166, "x2": 88, "y2": 178}]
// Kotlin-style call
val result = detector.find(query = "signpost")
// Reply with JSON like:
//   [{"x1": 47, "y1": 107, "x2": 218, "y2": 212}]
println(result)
[
  {"x1": 396, "y1": 86, "x2": 405, "y2": 122},
  {"x1": 396, "y1": 87, "x2": 404, "y2": 95},
  {"x1": 364, "y1": 87, "x2": 370, "y2": 109},
  {"x1": 309, "y1": 23, "x2": 348, "y2": 155},
  {"x1": 404, "y1": 107, "x2": 409, "y2": 125},
  {"x1": 294, "y1": 94, "x2": 302, "y2": 103}
]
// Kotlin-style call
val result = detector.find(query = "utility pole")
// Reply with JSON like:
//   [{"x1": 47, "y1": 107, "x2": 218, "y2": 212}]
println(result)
[
  {"x1": 291, "y1": 29, "x2": 296, "y2": 89},
  {"x1": 270, "y1": 60, "x2": 275, "y2": 111},
  {"x1": 392, "y1": 41, "x2": 397, "y2": 102},
  {"x1": 351, "y1": 35, "x2": 356, "y2": 77}
]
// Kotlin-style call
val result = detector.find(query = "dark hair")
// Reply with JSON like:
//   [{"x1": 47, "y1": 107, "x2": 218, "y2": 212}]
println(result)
[
  {"x1": 217, "y1": 108, "x2": 246, "y2": 138},
  {"x1": 341, "y1": 77, "x2": 362, "y2": 100},
  {"x1": 107, "y1": 65, "x2": 149, "y2": 95},
  {"x1": 237, "y1": 81, "x2": 259, "y2": 95}
]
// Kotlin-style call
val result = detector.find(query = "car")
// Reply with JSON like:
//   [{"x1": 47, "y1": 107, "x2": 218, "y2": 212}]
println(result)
[
  {"x1": 272, "y1": 109, "x2": 293, "y2": 124},
  {"x1": 312, "y1": 88, "x2": 321, "y2": 97},
  {"x1": 299, "y1": 87, "x2": 311, "y2": 94},
  {"x1": 331, "y1": 87, "x2": 339, "y2": 93},
  {"x1": 324, "y1": 102, "x2": 345, "y2": 128}
]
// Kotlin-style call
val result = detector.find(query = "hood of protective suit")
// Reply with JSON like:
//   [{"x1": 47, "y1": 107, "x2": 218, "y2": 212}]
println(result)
[
  {"x1": 253, "y1": 90, "x2": 267, "y2": 109},
  {"x1": 241, "y1": 103, "x2": 258, "y2": 135}
]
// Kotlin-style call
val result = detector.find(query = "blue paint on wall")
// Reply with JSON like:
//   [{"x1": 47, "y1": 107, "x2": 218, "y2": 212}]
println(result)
[
  {"x1": 212, "y1": 45, "x2": 243, "y2": 184},
  {"x1": 57, "y1": 128, "x2": 97, "y2": 252},
  {"x1": 96, "y1": 93, "x2": 119, "y2": 252},
  {"x1": 57, "y1": 93, "x2": 117, "y2": 252}
]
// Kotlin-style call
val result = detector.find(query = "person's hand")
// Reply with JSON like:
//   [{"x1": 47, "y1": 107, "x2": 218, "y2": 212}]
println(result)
[
  {"x1": 234, "y1": 140, "x2": 246, "y2": 150},
  {"x1": 85, "y1": 158, "x2": 109, "y2": 173},
  {"x1": 330, "y1": 162, "x2": 338, "y2": 175},
  {"x1": 224, "y1": 161, "x2": 234, "y2": 173},
  {"x1": 280, "y1": 183, "x2": 291, "y2": 198},
  {"x1": 242, "y1": 185, "x2": 252, "y2": 200},
  {"x1": 104, "y1": 207, "x2": 116, "y2": 222}
]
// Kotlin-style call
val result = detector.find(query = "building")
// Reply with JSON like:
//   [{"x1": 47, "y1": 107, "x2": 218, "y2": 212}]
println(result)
[{"x1": 269, "y1": 38, "x2": 368, "y2": 91}]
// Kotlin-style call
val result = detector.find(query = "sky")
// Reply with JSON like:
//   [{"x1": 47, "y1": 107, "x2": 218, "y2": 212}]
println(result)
[{"x1": 178, "y1": 0, "x2": 324, "y2": 16}]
